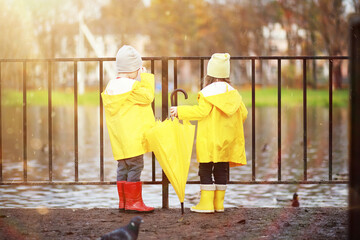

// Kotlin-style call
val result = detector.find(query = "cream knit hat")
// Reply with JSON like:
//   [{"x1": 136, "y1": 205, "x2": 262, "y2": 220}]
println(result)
[
  {"x1": 116, "y1": 45, "x2": 142, "y2": 73},
  {"x1": 207, "y1": 53, "x2": 230, "y2": 78}
]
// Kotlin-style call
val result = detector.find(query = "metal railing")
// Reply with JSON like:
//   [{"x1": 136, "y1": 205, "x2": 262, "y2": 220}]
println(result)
[{"x1": 0, "y1": 56, "x2": 349, "y2": 208}]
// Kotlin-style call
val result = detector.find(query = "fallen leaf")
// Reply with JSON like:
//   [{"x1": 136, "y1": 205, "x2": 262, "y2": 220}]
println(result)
[{"x1": 237, "y1": 219, "x2": 246, "y2": 224}]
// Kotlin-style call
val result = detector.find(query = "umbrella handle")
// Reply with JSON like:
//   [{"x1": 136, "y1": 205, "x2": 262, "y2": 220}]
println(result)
[{"x1": 171, "y1": 88, "x2": 188, "y2": 107}]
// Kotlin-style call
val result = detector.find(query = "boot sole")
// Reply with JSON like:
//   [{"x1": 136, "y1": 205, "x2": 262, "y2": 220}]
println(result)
[{"x1": 190, "y1": 208, "x2": 214, "y2": 213}]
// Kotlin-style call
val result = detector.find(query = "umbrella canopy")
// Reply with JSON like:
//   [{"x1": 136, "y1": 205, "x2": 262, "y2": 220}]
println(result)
[
  {"x1": 146, "y1": 119, "x2": 194, "y2": 201},
  {"x1": 145, "y1": 89, "x2": 195, "y2": 213}
]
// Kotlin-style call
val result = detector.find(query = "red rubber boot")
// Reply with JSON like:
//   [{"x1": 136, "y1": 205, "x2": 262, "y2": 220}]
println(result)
[
  {"x1": 117, "y1": 181, "x2": 126, "y2": 211},
  {"x1": 124, "y1": 182, "x2": 154, "y2": 213}
]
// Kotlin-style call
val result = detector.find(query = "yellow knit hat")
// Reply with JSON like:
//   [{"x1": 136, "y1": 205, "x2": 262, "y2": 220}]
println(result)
[{"x1": 207, "y1": 53, "x2": 230, "y2": 78}]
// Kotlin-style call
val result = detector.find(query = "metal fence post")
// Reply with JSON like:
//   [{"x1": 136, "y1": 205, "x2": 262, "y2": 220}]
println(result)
[
  {"x1": 0, "y1": 62, "x2": 2, "y2": 183},
  {"x1": 200, "y1": 59, "x2": 204, "y2": 89},
  {"x1": 329, "y1": 59, "x2": 333, "y2": 181},
  {"x1": 74, "y1": 61, "x2": 79, "y2": 182},
  {"x1": 349, "y1": 15, "x2": 360, "y2": 240},
  {"x1": 303, "y1": 59, "x2": 307, "y2": 181},
  {"x1": 151, "y1": 60, "x2": 156, "y2": 182},
  {"x1": 99, "y1": 60, "x2": 104, "y2": 182},
  {"x1": 277, "y1": 59, "x2": 282, "y2": 181},
  {"x1": 48, "y1": 61, "x2": 53, "y2": 182},
  {"x1": 161, "y1": 57, "x2": 169, "y2": 209},
  {"x1": 251, "y1": 59, "x2": 256, "y2": 181},
  {"x1": 174, "y1": 59, "x2": 178, "y2": 105},
  {"x1": 23, "y1": 61, "x2": 27, "y2": 182}
]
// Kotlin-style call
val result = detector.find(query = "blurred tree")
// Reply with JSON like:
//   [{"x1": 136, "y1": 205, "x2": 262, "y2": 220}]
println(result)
[
  {"x1": 0, "y1": 0, "x2": 99, "y2": 89},
  {"x1": 246, "y1": 0, "x2": 281, "y2": 85},
  {"x1": 209, "y1": 0, "x2": 250, "y2": 54},
  {"x1": 99, "y1": 0, "x2": 145, "y2": 45},
  {"x1": 353, "y1": 0, "x2": 360, "y2": 13},
  {"x1": 281, "y1": 0, "x2": 322, "y2": 88},
  {"x1": 0, "y1": 0, "x2": 37, "y2": 59},
  {"x1": 143, "y1": 0, "x2": 210, "y2": 56},
  {"x1": 278, "y1": 0, "x2": 304, "y2": 56},
  {"x1": 278, "y1": 0, "x2": 348, "y2": 89},
  {"x1": 304, "y1": 0, "x2": 321, "y2": 89},
  {"x1": 317, "y1": 0, "x2": 347, "y2": 89},
  {"x1": 20, "y1": 0, "x2": 81, "y2": 58},
  {"x1": 1, "y1": 0, "x2": 356, "y2": 89},
  {"x1": 191, "y1": 0, "x2": 216, "y2": 55},
  {"x1": 0, "y1": 0, "x2": 38, "y2": 88}
]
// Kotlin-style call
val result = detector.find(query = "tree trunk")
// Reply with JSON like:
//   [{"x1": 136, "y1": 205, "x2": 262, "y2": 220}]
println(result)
[
  {"x1": 310, "y1": 30, "x2": 317, "y2": 89},
  {"x1": 312, "y1": 60, "x2": 317, "y2": 89},
  {"x1": 259, "y1": 61, "x2": 264, "y2": 87},
  {"x1": 334, "y1": 62, "x2": 342, "y2": 89}
]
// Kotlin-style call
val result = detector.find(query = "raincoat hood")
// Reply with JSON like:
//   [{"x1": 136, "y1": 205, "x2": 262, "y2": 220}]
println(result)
[
  {"x1": 200, "y1": 82, "x2": 242, "y2": 116},
  {"x1": 102, "y1": 86, "x2": 134, "y2": 116}
]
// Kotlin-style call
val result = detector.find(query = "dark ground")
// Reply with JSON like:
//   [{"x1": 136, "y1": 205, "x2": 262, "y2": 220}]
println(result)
[{"x1": 0, "y1": 207, "x2": 348, "y2": 240}]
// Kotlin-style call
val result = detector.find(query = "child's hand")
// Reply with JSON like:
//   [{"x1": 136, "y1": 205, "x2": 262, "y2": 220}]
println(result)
[{"x1": 170, "y1": 107, "x2": 178, "y2": 117}]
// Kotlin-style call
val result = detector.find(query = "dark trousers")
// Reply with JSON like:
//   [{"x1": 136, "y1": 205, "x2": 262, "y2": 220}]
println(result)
[
  {"x1": 117, "y1": 155, "x2": 144, "y2": 182},
  {"x1": 199, "y1": 162, "x2": 229, "y2": 185}
]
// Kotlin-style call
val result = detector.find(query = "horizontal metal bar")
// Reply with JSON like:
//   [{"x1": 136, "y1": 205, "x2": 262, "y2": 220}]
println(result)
[
  {"x1": 0, "y1": 56, "x2": 349, "y2": 62},
  {"x1": 0, "y1": 57, "x2": 161, "y2": 62},
  {"x1": 0, "y1": 180, "x2": 348, "y2": 185},
  {"x1": 0, "y1": 58, "x2": 117, "y2": 62},
  {"x1": 227, "y1": 180, "x2": 349, "y2": 184},
  {"x1": 0, "y1": 181, "x2": 162, "y2": 185},
  {"x1": 168, "y1": 56, "x2": 349, "y2": 60}
]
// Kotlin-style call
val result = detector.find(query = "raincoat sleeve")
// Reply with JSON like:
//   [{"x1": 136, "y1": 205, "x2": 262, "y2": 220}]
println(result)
[
  {"x1": 128, "y1": 73, "x2": 155, "y2": 105},
  {"x1": 177, "y1": 93, "x2": 213, "y2": 121},
  {"x1": 240, "y1": 102, "x2": 248, "y2": 123}
]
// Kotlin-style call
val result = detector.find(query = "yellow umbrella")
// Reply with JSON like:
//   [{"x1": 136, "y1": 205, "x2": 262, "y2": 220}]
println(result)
[{"x1": 145, "y1": 89, "x2": 195, "y2": 214}]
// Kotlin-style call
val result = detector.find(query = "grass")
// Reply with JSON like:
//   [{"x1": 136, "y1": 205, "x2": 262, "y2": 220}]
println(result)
[
  {"x1": 2, "y1": 88, "x2": 349, "y2": 107},
  {"x1": 174, "y1": 88, "x2": 349, "y2": 107},
  {"x1": 2, "y1": 90, "x2": 101, "y2": 106}
]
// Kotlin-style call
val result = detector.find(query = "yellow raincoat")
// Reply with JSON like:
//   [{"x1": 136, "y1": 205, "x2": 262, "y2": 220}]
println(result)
[
  {"x1": 101, "y1": 73, "x2": 155, "y2": 160},
  {"x1": 177, "y1": 82, "x2": 247, "y2": 167}
]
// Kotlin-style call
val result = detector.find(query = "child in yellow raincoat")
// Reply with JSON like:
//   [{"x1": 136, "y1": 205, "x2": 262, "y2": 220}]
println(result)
[
  {"x1": 170, "y1": 53, "x2": 248, "y2": 213},
  {"x1": 101, "y1": 45, "x2": 155, "y2": 213}
]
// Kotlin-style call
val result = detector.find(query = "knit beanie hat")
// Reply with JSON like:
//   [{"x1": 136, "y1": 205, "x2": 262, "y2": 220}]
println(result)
[
  {"x1": 116, "y1": 45, "x2": 142, "y2": 73},
  {"x1": 207, "y1": 53, "x2": 230, "y2": 78}
]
